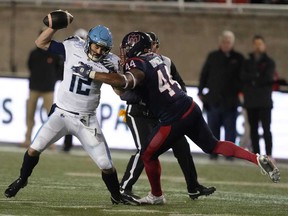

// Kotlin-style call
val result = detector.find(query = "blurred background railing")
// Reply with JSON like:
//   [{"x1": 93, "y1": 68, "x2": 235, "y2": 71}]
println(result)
[{"x1": 1, "y1": 0, "x2": 288, "y2": 15}]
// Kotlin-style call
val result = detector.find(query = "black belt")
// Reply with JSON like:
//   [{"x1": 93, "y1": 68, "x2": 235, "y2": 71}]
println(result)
[{"x1": 55, "y1": 104, "x2": 79, "y2": 115}]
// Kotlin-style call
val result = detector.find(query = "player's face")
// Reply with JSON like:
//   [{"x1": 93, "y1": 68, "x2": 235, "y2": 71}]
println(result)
[
  {"x1": 151, "y1": 42, "x2": 159, "y2": 53},
  {"x1": 89, "y1": 43, "x2": 109, "y2": 60}
]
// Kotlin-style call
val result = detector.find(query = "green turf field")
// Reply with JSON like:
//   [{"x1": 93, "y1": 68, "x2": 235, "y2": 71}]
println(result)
[{"x1": 0, "y1": 145, "x2": 287, "y2": 216}]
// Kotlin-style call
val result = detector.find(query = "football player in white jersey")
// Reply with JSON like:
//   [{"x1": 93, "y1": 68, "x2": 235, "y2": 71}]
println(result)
[{"x1": 4, "y1": 25, "x2": 138, "y2": 205}]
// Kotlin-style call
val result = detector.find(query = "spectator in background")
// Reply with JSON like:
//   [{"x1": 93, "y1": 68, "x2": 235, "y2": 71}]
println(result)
[
  {"x1": 240, "y1": 35, "x2": 275, "y2": 158},
  {"x1": 22, "y1": 28, "x2": 63, "y2": 148},
  {"x1": 198, "y1": 30, "x2": 244, "y2": 160},
  {"x1": 62, "y1": 28, "x2": 88, "y2": 152}
]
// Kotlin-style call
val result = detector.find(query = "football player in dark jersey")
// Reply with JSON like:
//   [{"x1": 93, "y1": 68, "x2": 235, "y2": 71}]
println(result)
[
  {"x1": 119, "y1": 31, "x2": 216, "y2": 200},
  {"x1": 72, "y1": 31, "x2": 280, "y2": 205}
]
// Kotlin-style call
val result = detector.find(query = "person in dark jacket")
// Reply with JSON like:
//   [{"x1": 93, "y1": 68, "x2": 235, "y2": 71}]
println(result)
[
  {"x1": 22, "y1": 29, "x2": 63, "y2": 148},
  {"x1": 198, "y1": 30, "x2": 244, "y2": 160},
  {"x1": 240, "y1": 35, "x2": 275, "y2": 158}
]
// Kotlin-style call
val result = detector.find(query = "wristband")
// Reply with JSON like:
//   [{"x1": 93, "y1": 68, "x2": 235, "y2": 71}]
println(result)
[
  {"x1": 89, "y1": 71, "x2": 96, "y2": 79},
  {"x1": 122, "y1": 74, "x2": 129, "y2": 89},
  {"x1": 126, "y1": 71, "x2": 136, "y2": 89}
]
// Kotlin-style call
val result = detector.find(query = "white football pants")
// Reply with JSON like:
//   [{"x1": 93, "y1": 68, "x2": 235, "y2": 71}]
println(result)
[{"x1": 30, "y1": 107, "x2": 113, "y2": 170}]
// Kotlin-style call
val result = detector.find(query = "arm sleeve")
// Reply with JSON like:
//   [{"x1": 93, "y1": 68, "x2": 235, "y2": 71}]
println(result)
[{"x1": 48, "y1": 40, "x2": 66, "y2": 60}]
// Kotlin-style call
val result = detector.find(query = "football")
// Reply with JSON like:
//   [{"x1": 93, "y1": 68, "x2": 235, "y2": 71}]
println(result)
[{"x1": 43, "y1": 10, "x2": 73, "y2": 30}]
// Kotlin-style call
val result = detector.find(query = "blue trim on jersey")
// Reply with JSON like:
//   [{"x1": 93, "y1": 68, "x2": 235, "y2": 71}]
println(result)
[{"x1": 48, "y1": 40, "x2": 65, "y2": 60}]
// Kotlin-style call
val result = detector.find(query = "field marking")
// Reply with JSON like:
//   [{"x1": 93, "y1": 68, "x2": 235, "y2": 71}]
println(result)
[
  {"x1": 103, "y1": 209, "x2": 161, "y2": 213},
  {"x1": 0, "y1": 199, "x2": 47, "y2": 204}
]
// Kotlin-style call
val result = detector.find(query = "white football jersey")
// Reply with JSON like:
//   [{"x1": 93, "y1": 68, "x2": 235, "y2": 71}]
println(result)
[{"x1": 56, "y1": 37, "x2": 109, "y2": 114}]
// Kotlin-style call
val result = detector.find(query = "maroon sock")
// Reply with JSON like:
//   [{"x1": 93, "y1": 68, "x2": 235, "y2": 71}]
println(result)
[
  {"x1": 143, "y1": 158, "x2": 162, "y2": 197},
  {"x1": 212, "y1": 141, "x2": 258, "y2": 165}
]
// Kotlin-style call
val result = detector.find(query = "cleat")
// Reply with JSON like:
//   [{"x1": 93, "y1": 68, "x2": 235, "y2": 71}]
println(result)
[
  {"x1": 121, "y1": 193, "x2": 140, "y2": 205},
  {"x1": 138, "y1": 192, "x2": 166, "y2": 205},
  {"x1": 111, "y1": 195, "x2": 121, "y2": 205},
  {"x1": 188, "y1": 185, "x2": 216, "y2": 200},
  {"x1": 257, "y1": 154, "x2": 280, "y2": 183},
  {"x1": 111, "y1": 193, "x2": 140, "y2": 205},
  {"x1": 111, "y1": 195, "x2": 123, "y2": 205},
  {"x1": 120, "y1": 188, "x2": 141, "y2": 199},
  {"x1": 4, "y1": 177, "x2": 27, "y2": 198}
]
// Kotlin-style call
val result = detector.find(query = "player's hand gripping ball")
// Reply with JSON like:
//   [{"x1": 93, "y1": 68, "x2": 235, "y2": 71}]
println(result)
[{"x1": 43, "y1": 10, "x2": 73, "y2": 30}]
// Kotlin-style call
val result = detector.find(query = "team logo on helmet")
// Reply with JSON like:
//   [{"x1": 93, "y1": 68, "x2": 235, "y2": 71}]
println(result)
[{"x1": 127, "y1": 33, "x2": 141, "y2": 45}]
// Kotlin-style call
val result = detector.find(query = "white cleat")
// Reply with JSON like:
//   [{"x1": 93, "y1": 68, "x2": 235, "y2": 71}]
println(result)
[
  {"x1": 138, "y1": 192, "x2": 166, "y2": 205},
  {"x1": 257, "y1": 154, "x2": 280, "y2": 183}
]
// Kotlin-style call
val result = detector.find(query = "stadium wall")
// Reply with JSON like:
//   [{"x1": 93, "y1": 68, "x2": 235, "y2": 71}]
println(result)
[{"x1": 0, "y1": 6, "x2": 288, "y2": 85}]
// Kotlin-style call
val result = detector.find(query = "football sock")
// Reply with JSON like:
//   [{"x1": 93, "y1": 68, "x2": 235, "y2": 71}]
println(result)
[
  {"x1": 212, "y1": 141, "x2": 258, "y2": 165},
  {"x1": 102, "y1": 170, "x2": 121, "y2": 199},
  {"x1": 143, "y1": 158, "x2": 162, "y2": 197},
  {"x1": 20, "y1": 150, "x2": 39, "y2": 181}
]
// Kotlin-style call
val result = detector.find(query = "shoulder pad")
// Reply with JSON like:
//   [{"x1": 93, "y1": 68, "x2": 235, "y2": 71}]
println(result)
[
  {"x1": 106, "y1": 52, "x2": 120, "y2": 62},
  {"x1": 63, "y1": 36, "x2": 79, "y2": 42}
]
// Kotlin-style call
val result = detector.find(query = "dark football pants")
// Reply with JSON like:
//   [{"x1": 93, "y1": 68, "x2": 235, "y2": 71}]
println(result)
[{"x1": 120, "y1": 104, "x2": 200, "y2": 193}]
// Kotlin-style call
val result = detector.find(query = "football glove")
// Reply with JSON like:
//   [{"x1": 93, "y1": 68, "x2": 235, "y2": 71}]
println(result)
[
  {"x1": 72, "y1": 61, "x2": 94, "y2": 79},
  {"x1": 101, "y1": 58, "x2": 116, "y2": 73}
]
